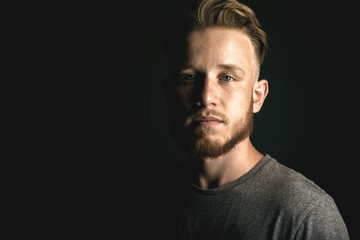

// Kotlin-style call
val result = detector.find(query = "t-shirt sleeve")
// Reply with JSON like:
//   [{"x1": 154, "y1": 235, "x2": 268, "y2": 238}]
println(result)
[{"x1": 293, "y1": 195, "x2": 350, "y2": 240}]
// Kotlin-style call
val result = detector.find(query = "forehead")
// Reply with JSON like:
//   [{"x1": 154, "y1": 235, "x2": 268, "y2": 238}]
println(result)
[{"x1": 184, "y1": 27, "x2": 257, "y2": 70}]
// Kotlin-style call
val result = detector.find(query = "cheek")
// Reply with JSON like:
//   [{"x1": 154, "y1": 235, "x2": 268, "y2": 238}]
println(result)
[
  {"x1": 225, "y1": 91, "x2": 252, "y2": 118},
  {"x1": 176, "y1": 85, "x2": 194, "y2": 110}
]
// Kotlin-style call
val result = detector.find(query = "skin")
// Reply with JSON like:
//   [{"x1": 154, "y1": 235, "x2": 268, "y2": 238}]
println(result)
[{"x1": 170, "y1": 27, "x2": 269, "y2": 189}]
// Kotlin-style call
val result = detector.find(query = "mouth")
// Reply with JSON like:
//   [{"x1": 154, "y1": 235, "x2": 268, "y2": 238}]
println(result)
[{"x1": 193, "y1": 116, "x2": 224, "y2": 127}]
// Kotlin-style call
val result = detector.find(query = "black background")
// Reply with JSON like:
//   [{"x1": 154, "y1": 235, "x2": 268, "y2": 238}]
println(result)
[
  {"x1": 7, "y1": 1, "x2": 357, "y2": 238},
  {"x1": 68, "y1": 0, "x2": 356, "y2": 238}
]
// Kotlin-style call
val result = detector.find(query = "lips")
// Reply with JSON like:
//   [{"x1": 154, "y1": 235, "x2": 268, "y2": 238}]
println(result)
[
  {"x1": 193, "y1": 115, "x2": 223, "y2": 126},
  {"x1": 194, "y1": 116, "x2": 222, "y2": 122}
]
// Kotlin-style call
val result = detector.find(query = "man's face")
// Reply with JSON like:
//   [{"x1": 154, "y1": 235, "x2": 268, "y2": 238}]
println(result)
[{"x1": 167, "y1": 27, "x2": 259, "y2": 159}]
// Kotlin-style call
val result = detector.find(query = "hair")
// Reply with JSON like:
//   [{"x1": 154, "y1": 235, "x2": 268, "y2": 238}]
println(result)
[{"x1": 162, "y1": 0, "x2": 268, "y2": 65}]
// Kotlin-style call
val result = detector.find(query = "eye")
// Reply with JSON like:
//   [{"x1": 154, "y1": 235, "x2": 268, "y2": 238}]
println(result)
[
  {"x1": 180, "y1": 74, "x2": 196, "y2": 81},
  {"x1": 220, "y1": 75, "x2": 234, "y2": 82}
]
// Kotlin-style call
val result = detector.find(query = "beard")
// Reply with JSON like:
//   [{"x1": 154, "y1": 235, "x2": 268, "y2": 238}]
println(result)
[{"x1": 169, "y1": 100, "x2": 254, "y2": 160}]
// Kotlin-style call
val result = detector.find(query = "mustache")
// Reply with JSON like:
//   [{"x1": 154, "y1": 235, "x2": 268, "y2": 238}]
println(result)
[{"x1": 186, "y1": 109, "x2": 229, "y2": 124}]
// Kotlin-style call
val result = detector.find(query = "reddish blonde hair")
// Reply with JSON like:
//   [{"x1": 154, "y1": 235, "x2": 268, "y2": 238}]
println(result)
[{"x1": 163, "y1": 0, "x2": 268, "y2": 65}]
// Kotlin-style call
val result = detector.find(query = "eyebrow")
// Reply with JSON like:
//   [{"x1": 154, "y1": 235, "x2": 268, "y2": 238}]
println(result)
[
  {"x1": 177, "y1": 63, "x2": 245, "y2": 76},
  {"x1": 217, "y1": 64, "x2": 245, "y2": 75}
]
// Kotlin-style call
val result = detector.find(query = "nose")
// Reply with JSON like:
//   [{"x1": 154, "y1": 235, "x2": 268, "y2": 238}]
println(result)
[{"x1": 194, "y1": 75, "x2": 219, "y2": 108}]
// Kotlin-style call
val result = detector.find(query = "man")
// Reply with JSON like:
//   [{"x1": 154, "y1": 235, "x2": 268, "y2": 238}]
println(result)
[{"x1": 147, "y1": 0, "x2": 350, "y2": 239}]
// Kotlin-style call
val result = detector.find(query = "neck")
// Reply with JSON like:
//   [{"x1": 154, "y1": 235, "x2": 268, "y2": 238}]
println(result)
[{"x1": 193, "y1": 137, "x2": 263, "y2": 189}]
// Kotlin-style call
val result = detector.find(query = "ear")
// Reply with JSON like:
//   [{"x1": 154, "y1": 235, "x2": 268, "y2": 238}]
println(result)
[{"x1": 252, "y1": 79, "x2": 269, "y2": 113}]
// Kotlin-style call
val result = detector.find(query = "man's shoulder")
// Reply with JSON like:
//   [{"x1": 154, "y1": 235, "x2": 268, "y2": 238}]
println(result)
[
  {"x1": 257, "y1": 155, "x2": 349, "y2": 239},
  {"x1": 150, "y1": 159, "x2": 193, "y2": 190},
  {"x1": 255, "y1": 155, "x2": 334, "y2": 209}
]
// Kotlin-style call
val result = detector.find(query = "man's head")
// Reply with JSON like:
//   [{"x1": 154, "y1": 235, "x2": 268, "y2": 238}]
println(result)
[{"x1": 163, "y1": 0, "x2": 269, "y2": 159}]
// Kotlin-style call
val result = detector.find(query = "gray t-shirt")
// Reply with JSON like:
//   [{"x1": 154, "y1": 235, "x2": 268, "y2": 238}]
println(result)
[{"x1": 155, "y1": 154, "x2": 349, "y2": 239}]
